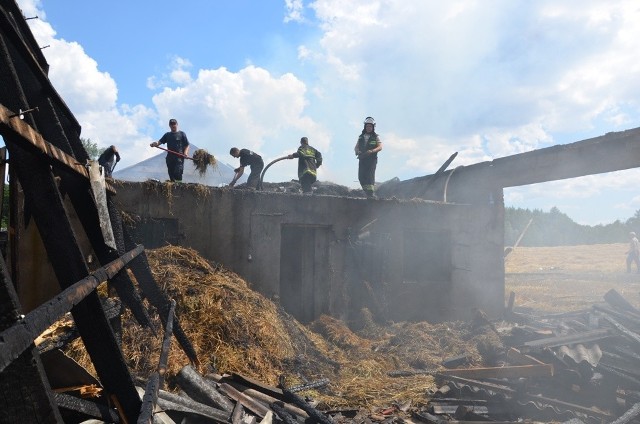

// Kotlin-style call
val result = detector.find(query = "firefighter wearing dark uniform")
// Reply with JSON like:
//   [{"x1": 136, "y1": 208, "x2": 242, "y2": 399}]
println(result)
[
  {"x1": 98, "y1": 145, "x2": 120, "y2": 178},
  {"x1": 354, "y1": 116, "x2": 382, "y2": 198},
  {"x1": 288, "y1": 137, "x2": 323, "y2": 193},
  {"x1": 150, "y1": 118, "x2": 190, "y2": 182},
  {"x1": 229, "y1": 147, "x2": 264, "y2": 189}
]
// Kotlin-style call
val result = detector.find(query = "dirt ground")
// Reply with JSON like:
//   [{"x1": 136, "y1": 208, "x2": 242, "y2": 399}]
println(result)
[{"x1": 505, "y1": 243, "x2": 640, "y2": 313}]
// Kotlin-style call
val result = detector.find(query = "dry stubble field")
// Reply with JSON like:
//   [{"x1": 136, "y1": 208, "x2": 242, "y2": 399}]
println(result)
[{"x1": 504, "y1": 243, "x2": 640, "y2": 313}]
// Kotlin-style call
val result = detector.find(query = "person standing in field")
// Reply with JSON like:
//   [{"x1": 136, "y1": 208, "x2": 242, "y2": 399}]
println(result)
[{"x1": 626, "y1": 231, "x2": 640, "y2": 273}]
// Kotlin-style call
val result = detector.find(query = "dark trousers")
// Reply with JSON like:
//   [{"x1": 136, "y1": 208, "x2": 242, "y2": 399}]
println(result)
[
  {"x1": 100, "y1": 160, "x2": 115, "y2": 178},
  {"x1": 358, "y1": 157, "x2": 377, "y2": 196},
  {"x1": 246, "y1": 161, "x2": 264, "y2": 189},
  {"x1": 300, "y1": 173, "x2": 316, "y2": 193},
  {"x1": 627, "y1": 252, "x2": 640, "y2": 273},
  {"x1": 166, "y1": 156, "x2": 184, "y2": 182}
]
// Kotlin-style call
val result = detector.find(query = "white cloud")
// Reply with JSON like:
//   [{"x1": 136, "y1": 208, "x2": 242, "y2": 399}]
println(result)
[
  {"x1": 148, "y1": 65, "x2": 335, "y2": 182},
  {"x1": 14, "y1": 0, "x2": 640, "y2": 223},
  {"x1": 20, "y1": 0, "x2": 157, "y2": 165},
  {"x1": 284, "y1": 0, "x2": 305, "y2": 23}
]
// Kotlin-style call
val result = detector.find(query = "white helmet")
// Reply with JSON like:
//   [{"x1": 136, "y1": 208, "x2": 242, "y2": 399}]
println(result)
[{"x1": 364, "y1": 116, "x2": 376, "y2": 128}]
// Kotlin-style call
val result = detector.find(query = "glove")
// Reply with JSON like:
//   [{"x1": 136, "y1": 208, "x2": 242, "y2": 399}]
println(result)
[{"x1": 150, "y1": 142, "x2": 158, "y2": 147}]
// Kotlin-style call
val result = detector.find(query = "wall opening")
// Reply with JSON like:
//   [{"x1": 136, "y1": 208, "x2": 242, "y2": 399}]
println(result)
[
  {"x1": 279, "y1": 225, "x2": 330, "y2": 323},
  {"x1": 403, "y1": 230, "x2": 452, "y2": 283}
]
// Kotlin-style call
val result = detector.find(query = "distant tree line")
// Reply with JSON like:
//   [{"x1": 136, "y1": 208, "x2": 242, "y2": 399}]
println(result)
[{"x1": 505, "y1": 206, "x2": 640, "y2": 247}]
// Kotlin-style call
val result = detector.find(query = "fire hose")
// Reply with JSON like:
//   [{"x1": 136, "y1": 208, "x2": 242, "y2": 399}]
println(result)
[{"x1": 258, "y1": 155, "x2": 290, "y2": 190}]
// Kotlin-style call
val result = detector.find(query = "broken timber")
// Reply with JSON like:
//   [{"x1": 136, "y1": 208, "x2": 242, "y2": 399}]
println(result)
[{"x1": 0, "y1": 245, "x2": 143, "y2": 372}]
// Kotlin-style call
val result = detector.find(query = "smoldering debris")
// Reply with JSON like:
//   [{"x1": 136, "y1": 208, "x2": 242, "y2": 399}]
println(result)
[{"x1": 56, "y1": 245, "x2": 640, "y2": 423}]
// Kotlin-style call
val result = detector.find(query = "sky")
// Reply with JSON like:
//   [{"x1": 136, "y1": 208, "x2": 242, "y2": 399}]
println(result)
[{"x1": 10, "y1": 0, "x2": 640, "y2": 225}]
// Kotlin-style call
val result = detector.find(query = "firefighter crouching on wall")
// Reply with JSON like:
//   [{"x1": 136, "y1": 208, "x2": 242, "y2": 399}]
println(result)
[
  {"x1": 287, "y1": 137, "x2": 323, "y2": 193},
  {"x1": 355, "y1": 116, "x2": 382, "y2": 198}
]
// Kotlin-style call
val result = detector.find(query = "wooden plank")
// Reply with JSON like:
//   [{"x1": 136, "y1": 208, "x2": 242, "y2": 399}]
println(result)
[
  {"x1": 505, "y1": 347, "x2": 546, "y2": 366},
  {"x1": 218, "y1": 382, "x2": 270, "y2": 418},
  {"x1": 0, "y1": 103, "x2": 115, "y2": 194},
  {"x1": 439, "y1": 364, "x2": 553, "y2": 379},
  {"x1": 522, "y1": 328, "x2": 611, "y2": 350}
]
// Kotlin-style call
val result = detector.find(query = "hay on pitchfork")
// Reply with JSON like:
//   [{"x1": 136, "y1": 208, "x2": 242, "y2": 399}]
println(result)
[{"x1": 192, "y1": 149, "x2": 217, "y2": 176}]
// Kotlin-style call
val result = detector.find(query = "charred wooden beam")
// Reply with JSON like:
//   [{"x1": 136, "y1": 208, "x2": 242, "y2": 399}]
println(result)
[
  {"x1": 601, "y1": 313, "x2": 640, "y2": 351},
  {"x1": 231, "y1": 400, "x2": 245, "y2": 424},
  {"x1": 0, "y1": 103, "x2": 115, "y2": 193},
  {"x1": 0, "y1": 254, "x2": 63, "y2": 423},
  {"x1": 137, "y1": 374, "x2": 160, "y2": 424},
  {"x1": 0, "y1": 245, "x2": 143, "y2": 372},
  {"x1": 288, "y1": 378, "x2": 330, "y2": 393},
  {"x1": 241, "y1": 389, "x2": 308, "y2": 420},
  {"x1": 37, "y1": 297, "x2": 123, "y2": 354},
  {"x1": 279, "y1": 377, "x2": 333, "y2": 424},
  {"x1": 270, "y1": 402, "x2": 298, "y2": 424},
  {"x1": 157, "y1": 390, "x2": 231, "y2": 423},
  {"x1": 219, "y1": 382, "x2": 270, "y2": 418},
  {"x1": 604, "y1": 289, "x2": 640, "y2": 316},
  {"x1": 59, "y1": 170, "x2": 152, "y2": 331},
  {"x1": 610, "y1": 401, "x2": 640, "y2": 424},
  {"x1": 54, "y1": 392, "x2": 120, "y2": 423},
  {"x1": 225, "y1": 373, "x2": 284, "y2": 400},
  {"x1": 176, "y1": 365, "x2": 234, "y2": 412},
  {"x1": 0, "y1": 4, "x2": 76, "y2": 128},
  {"x1": 594, "y1": 304, "x2": 640, "y2": 330},
  {"x1": 1, "y1": 134, "x2": 141, "y2": 421},
  {"x1": 138, "y1": 299, "x2": 176, "y2": 423}
]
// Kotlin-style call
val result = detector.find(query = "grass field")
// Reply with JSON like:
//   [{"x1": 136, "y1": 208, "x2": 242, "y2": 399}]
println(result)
[{"x1": 504, "y1": 243, "x2": 640, "y2": 313}]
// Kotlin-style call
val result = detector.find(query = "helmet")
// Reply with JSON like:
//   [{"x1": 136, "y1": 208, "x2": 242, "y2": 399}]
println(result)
[{"x1": 364, "y1": 117, "x2": 376, "y2": 128}]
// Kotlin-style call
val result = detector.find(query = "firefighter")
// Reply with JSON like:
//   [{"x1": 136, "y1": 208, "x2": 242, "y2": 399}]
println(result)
[
  {"x1": 354, "y1": 116, "x2": 383, "y2": 198},
  {"x1": 287, "y1": 137, "x2": 323, "y2": 193}
]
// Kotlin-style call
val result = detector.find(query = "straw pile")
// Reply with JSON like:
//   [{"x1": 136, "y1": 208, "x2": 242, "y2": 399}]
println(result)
[
  {"x1": 65, "y1": 245, "x2": 497, "y2": 410},
  {"x1": 192, "y1": 149, "x2": 217, "y2": 176}
]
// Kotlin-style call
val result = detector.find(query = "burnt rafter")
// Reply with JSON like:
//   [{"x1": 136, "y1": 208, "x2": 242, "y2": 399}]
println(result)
[
  {"x1": 138, "y1": 299, "x2": 176, "y2": 423},
  {"x1": 0, "y1": 245, "x2": 144, "y2": 373},
  {"x1": 0, "y1": 103, "x2": 115, "y2": 194}
]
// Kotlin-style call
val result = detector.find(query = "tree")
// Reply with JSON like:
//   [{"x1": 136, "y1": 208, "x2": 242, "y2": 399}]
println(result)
[{"x1": 81, "y1": 137, "x2": 101, "y2": 160}]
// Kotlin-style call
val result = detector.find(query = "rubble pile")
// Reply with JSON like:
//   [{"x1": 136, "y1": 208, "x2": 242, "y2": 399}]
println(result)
[
  {"x1": 405, "y1": 289, "x2": 640, "y2": 423},
  {"x1": 57, "y1": 245, "x2": 640, "y2": 423}
]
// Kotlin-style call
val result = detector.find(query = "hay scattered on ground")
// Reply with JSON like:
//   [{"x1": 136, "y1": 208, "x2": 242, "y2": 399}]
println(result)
[
  {"x1": 65, "y1": 245, "x2": 500, "y2": 410},
  {"x1": 192, "y1": 149, "x2": 217, "y2": 176}
]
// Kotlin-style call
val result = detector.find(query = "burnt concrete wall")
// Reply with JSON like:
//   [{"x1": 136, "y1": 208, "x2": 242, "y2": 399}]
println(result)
[{"x1": 114, "y1": 181, "x2": 504, "y2": 323}]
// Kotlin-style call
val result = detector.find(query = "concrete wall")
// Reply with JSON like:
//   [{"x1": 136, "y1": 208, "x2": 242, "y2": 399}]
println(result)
[{"x1": 114, "y1": 181, "x2": 504, "y2": 323}]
